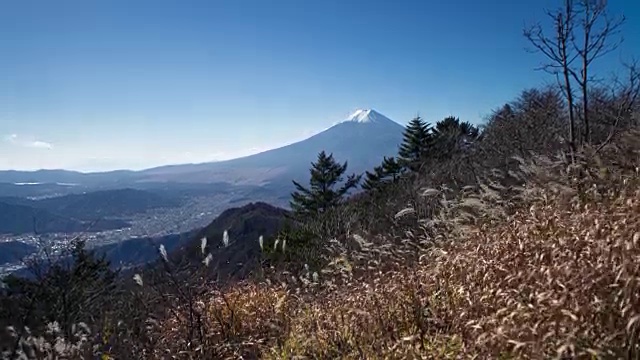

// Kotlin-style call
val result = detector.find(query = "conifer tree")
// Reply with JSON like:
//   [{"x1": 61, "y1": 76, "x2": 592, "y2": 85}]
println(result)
[
  {"x1": 290, "y1": 151, "x2": 361, "y2": 219},
  {"x1": 362, "y1": 156, "x2": 404, "y2": 192},
  {"x1": 398, "y1": 116, "x2": 432, "y2": 172},
  {"x1": 361, "y1": 165, "x2": 384, "y2": 191},
  {"x1": 431, "y1": 116, "x2": 480, "y2": 158},
  {"x1": 380, "y1": 156, "x2": 403, "y2": 181}
]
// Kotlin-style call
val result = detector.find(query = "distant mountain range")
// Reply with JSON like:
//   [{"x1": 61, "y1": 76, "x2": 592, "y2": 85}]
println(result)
[
  {"x1": 0, "y1": 188, "x2": 181, "y2": 235},
  {"x1": 0, "y1": 201, "x2": 130, "y2": 235},
  {"x1": 0, "y1": 109, "x2": 405, "y2": 189},
  {"x1": 1, "y1": 188, "x2": 180, "y2": 221},
  {"x1": 140, "y1": 109, "x2": 405, "y2": 185}
]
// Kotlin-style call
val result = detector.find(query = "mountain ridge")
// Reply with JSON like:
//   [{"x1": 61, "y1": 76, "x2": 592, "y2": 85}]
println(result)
[
  {"x1": 0, "y1": 109, "x2": 405, "y2": 188},
  {"x1": 139, "y1": 109, "x2": 404, "y2": 185}
]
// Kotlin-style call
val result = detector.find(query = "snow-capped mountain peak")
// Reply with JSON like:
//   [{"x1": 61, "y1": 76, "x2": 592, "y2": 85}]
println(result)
[{"x1": 343, "y1": 109, "x2": 394, "y2": 124}]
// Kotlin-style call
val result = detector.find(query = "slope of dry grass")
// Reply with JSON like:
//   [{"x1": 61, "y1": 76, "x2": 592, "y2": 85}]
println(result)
[
  {"x1": 148, "y1": 145, "x2": 640, "y2": 359},
  {"x1": 5, "y1": 133, "x2": 639, "y2": 359}
]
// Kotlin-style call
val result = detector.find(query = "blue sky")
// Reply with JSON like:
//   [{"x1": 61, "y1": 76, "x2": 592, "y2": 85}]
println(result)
[{"x1": 1, "y1": 0, "x2": 638, "y2": 171}]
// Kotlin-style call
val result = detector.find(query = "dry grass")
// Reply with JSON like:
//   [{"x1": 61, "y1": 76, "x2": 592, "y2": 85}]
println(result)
[
  {"x1": 146, "y1": 139, "x2": 640, "y2": 359},
  {"x1": 5, "y1": 132, "x2": 640, "y2": 359}
]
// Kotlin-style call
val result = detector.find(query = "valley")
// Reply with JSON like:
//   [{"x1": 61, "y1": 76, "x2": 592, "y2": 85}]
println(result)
[{"x1": 0, "y1": 186, "x2": 288, "y2": 274}]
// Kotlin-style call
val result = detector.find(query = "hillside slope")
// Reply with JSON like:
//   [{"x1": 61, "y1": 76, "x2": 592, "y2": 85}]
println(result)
[{"x1": 172, "y1": 202, "x2": 288, "y2": 280}]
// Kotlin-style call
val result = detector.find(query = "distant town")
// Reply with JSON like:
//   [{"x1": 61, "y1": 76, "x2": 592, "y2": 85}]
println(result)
[{"x1": 0, "y1": 192, "x2": 284, "y2": 276}]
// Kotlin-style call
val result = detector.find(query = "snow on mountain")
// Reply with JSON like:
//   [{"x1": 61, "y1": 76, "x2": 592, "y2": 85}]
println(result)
[{"x1": 343, "y1": 109, "x2": 396, "y2": 124}]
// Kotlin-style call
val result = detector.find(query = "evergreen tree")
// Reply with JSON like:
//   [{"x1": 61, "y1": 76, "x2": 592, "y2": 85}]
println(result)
[
  {"x1": 431, "y1": 116, "x2": 480, "y2": 158},
  {"x1": 290, "y1": 151, "x2": 361, "y2": 219},
  {"x1": 361, "y1": 165, "x2": 384, "y2": 191},
  {"x1": 380, "y1": 156, "x2": 403, "y2": 181},
  {"x1": 398, "y1": 116, "x2": 432, "y2": 172},
  {"x1": 362, "y1": 156, "x2": 404, "y2": 192}
]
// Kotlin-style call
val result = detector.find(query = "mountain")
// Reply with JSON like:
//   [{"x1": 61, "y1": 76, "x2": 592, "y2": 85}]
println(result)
[
  {"x1": 0, "y1": 109, "x2": 405, "y2": 194},
  {"x1": 161, "y1": 202, "x2": 287, "y2": 280},
  {"x1": 92, "y1": 202, "x2": 286, "y2": 272},
  {"x1": 140, "y1": 109, "x2": 405, "y2": 185},
  {"x1": 0, "y1": 201, "x2": 129, "y2": 235},
  {"x1": 0, "y1": 188, "x2": 180, "y2": 221},
  {"x1": 95, "y1": 231, "x2": 199, "y2": 269},
  {"x1": 0, "y1": 169, "x2": 136, "y2": 187}
]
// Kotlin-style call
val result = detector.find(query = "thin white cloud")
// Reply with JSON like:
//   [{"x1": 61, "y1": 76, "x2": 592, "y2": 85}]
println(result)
[
  {"x1": 4, "y1": 134, "x2": 54, "y2": 149},
  {"x1": 28, "y1": 140, "x2": 54, "y2": 149}
]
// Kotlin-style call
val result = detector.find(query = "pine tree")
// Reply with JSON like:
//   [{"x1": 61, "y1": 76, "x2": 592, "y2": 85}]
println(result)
[
  {"x1": 380, "y1": 156, "x2": 403, "y2": 181},
  {"x1": 431, "y1": 116, "x2": 480, "y2": 158},
  {"x1": 398, "y1": 116, "x2": 432, "y2": 172},
  {"x1": 361, "y1": 165, "x2": 384, "y2": 191},
  {"x1": 290, "y1": 151, "x2": 361, "y2": 219},
  {"x1": 361, "y1": 156, "x2": 404, "y2": 192}
]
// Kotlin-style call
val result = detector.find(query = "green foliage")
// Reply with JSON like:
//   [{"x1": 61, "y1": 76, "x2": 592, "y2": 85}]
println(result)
[
  {"x1": 398, "y1": 116, "x2": 433, "y2": 172},
  {"x1": 290, "y1": 151, "x2": 361, "y2": 220}
]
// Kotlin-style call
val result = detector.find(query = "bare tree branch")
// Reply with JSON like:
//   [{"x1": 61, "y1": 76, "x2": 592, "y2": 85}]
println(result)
[{"x1": 523, "y1": 0, "x2": 578, "y2": 157}]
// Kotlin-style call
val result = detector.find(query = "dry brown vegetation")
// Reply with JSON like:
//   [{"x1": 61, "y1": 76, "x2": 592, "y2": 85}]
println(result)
[
  {"x1": 132, "y1": 131, "x2": 640, "y2": 359},
  {"x1": 3, "y1": 130, "x2": 640, "y2": 359},
  {"x1": 3, "y1": 119, "x2": 639, "y2": 360}
]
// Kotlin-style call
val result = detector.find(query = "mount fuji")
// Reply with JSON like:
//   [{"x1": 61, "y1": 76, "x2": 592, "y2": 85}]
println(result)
[
  {"x1": 139, "y1": 109, "x2": 405, "y2": 186},
  {"x1": 0, "y1": 109, "x2": 405, "y2": 192}
]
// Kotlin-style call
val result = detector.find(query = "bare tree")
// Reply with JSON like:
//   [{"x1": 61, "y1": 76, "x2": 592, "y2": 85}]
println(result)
[
  {"x1": 524, "y1": 0, "x2": 578, "y2": 155},
  {"x1": 592, "y1": 60, "x2": 640, "y2": 151},
  {"x1": 571, "y1": 0, "x2": 625, "y2": 143},
  {"x1": 524, "y1": 0, "x2": 625, "y2": 149}
]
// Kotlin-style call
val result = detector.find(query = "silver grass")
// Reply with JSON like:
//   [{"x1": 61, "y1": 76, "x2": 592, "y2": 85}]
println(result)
[
  {"x1": 395, "y1": 207, "x2": 415, "y2": 219},
  {"x1": 133, "y1": 273, "x2": 143, "y2": 287},
  {"x1": 158, "y1": 244, "x2": 168, "y2": 262},
  {"x1": 200, "y1": 237, "x2": 207, "y2": 255},
  {"x1": 222, "y1": 230, "x2": 229, "y2": 248},
  {"x1": 422, "y1": 188, "x2": 440, "y2": 197},
  {"x1": 203, "y1": 253, "x2": 213, "y2": 267}
]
